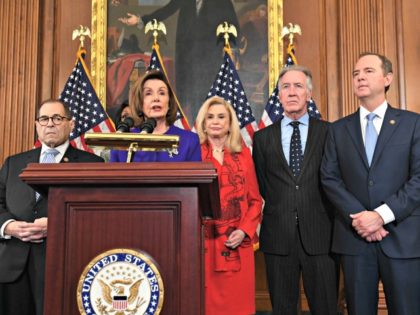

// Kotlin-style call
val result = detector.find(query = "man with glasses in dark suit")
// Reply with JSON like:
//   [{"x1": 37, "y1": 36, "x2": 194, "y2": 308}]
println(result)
[{"x1": 0, "y1": 99, "x2": 104, "y2": 315}]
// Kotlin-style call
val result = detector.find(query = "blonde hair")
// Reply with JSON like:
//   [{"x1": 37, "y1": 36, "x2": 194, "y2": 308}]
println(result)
[
  {"x1": 128, "y1": 70, "x2": 178, "y2": 127},
  {"x1": 196, "y1": 96, "x2": 242, "y2": 153}
]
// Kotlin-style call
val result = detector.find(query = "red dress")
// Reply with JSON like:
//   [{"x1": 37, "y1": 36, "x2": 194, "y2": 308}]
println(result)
[{"x1": 201, "y1": 144, "x2": 263, "y2": 315}]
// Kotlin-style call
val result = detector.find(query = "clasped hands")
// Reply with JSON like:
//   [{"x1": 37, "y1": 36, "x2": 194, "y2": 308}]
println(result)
[
  {"x1": 4, "y1": 217, "x2": 48, "y2": 243},
  {"x1": 350, "y1": 211, "x2": 389, "y2": 242}
]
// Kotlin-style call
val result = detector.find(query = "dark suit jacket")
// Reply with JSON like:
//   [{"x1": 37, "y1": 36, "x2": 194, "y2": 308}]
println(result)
[
  {"x1": 321, "y1": 105, "x2": 420, "y2": 258},
  {"x1": 0, "y1": 146, "x2": 104, "y2": 282},
  {"x1": 253, "y1": 117, "x2": 335, "y2": 255}
]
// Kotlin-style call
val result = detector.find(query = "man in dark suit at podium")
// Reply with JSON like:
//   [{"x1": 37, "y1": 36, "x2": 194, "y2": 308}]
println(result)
[
  {"x1": 321, "y1": 53, "x2": 420, "y2": 315},
  {"x1": 253, "y1": 66, "x2": 338, "y2": 315},
  {"x1": 0, "y1": 100, "x2": 104, "y2": 315}
]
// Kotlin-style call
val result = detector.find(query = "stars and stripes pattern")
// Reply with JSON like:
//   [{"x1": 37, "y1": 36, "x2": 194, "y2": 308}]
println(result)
[
  {"x1": 112, "y1": 296, "x2": 128, "y2": 311},
  {"x1": 307, "y1": 98, "x2": 321, "y2": 119},
  {"x1": 258, "y1": 82, "x2": 282, "y2": 128},
  {"x1": 206, "y1": 51, "x2": 258, "y2": 148},
  {"x1": 59, "y1": 47, "x2": 115, "y2": 152},
  {"x1": 259, "y1": 43, "x2": 321, "y2": 129},
  {"x1": 147, "y1": 44, "x2": 191, "y2": 130}
]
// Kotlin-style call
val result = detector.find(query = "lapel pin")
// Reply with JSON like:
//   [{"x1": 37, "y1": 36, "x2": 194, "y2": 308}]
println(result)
[{"x1": 389, "y1": 119, "x2": 396, "y2": 125}]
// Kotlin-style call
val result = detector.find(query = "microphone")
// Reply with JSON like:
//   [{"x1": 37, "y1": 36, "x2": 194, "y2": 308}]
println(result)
[
  {"x1": 116, "y1": 117, "x2": 134, "y2": 133},
  {"x1": 139, "y1": 118, "x2": 157, "y2": 134}
]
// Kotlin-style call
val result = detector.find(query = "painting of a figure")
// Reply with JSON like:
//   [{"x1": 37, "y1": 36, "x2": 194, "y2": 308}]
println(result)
[{"x1": 106, "y1": 0, "x2": 268, "y2": 124}]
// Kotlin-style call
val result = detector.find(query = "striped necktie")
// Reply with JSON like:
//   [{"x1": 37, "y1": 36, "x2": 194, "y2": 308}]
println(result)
[{"x1": 35, "y1": 149, "x2": 59, "y2": 200}]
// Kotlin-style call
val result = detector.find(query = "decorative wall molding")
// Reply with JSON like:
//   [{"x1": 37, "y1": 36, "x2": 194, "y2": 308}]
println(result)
[{"x1": 0, "y1": 0, "x2": 40, "y2": 162}]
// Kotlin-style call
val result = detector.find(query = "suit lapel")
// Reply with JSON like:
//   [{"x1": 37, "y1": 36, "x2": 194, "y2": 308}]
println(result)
[
  {"x1": 371, "y1": 105, "x2": 400, "y2": 167},
  {"x1": 300, "y1": 118, "x2": 318, "y2": 177},
  {"x1": 33, "y1": 145, "x2": 78, "y2": 202},
  {"x1": 26, "y1": 148, "x2": 42, "y2": 164},
  {"x1": 31, "y1": 145, "x2": 77, "y2": 164},
  {"x1": 271, "y1": 120, "x2": 295, "y2": 178},
  {"x1": 344, "y1": 110, "x2": 369, "y2": 169},
  {"x1": 272, "y1": 121, "x2": 289, "y2": 166},
  {"x1": 26, "y1": 148, "x2": 42, "y2": 202},
  {"x1": 61, "y1": 145, "x2": 79, "y2": 163}
]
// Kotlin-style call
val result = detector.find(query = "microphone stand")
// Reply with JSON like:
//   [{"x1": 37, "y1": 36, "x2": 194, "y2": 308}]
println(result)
[
  {"x1": 126, "y1": 143, "x2": 138, "y2": 163},
  {"x1": 84, "y1": 116, "x2": 179, "y2": 162},
  {"x1": 125, "y1": 118, "x2": 157, "y2": 163}
]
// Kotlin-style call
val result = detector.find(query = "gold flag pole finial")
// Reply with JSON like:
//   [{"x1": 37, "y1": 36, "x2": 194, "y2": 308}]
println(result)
[
  {"x1": 216, "y1": 22, "x2": 237, "y2": 53},
  {"x1": 145, "y1": 19, "x2": 167, "y2": 46},
  {"x1": 280, "y1": 23, "x2": 302, "y2": 45},
  {"x1": 72, "y1": 25, "x2": 91, "y2": 49}
]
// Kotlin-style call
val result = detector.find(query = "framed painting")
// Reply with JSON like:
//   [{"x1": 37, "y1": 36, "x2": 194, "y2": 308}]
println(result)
[{"x1": 91, "y1": 0, "x2": 283, "y2": 124}]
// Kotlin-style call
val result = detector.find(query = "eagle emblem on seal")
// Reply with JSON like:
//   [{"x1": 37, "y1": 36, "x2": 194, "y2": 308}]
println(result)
[
  {"x1": 77, "y1": 249, "x2": 164, "y2": 315},
  {"x1": 97, "y1": 278, "x2": 145, "y2": 314}
]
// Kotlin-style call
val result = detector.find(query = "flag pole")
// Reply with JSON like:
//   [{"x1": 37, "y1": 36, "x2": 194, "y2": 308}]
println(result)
[
  {"x1": 58, "y1": 25, "x2": 115, "y2": 154},
  {"x1": 72, "y1": 25, "x2": 91, "y2": 50},
  {"x1": 216, "y1": 21, "x2": 237, "y2": 58},
  {"x1": 145, "y1": 20, "x2": 191, "y2": 129}
]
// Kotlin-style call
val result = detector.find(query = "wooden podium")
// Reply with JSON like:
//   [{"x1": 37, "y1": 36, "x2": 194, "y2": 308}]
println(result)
[{"x1": 20, "y1": 162, "x2": 219, "y2": 315}]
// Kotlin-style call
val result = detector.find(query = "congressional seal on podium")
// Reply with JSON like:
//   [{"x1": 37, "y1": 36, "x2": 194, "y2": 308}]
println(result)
[{"x1": 77, "y1": 248, "x2": 164, "y2": 315}]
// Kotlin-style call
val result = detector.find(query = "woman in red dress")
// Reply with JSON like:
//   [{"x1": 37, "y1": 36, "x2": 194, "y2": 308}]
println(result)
[{"x1": 196, "y1": 96, "x2": 263, "y2": 315}]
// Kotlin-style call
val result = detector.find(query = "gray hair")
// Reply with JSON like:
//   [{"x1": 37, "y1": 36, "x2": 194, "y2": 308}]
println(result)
[
  {"x1": 38, "y1": 99, "x2": 72, "y2": 119},
  {"x1": 278, "y1": 65, "x2": 313, "y2": 91}
]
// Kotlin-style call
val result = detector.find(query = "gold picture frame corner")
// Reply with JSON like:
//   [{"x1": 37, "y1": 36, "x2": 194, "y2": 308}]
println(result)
[{"x1": 91, "y1": 0, "x2": 283, "y2": 106}]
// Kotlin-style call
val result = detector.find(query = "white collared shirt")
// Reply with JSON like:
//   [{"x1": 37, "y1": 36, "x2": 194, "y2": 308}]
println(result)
[
  {"x1": 358, "y1": 101, "x2": 395, "y2": 224},
  {"x1": 281, "y1": 113, "x2": 309, "y2": 165},
  {"x1": 39, "y1": 141, "x2": 70, "y2": 163},
  {"x1": 359, "y1": 101, "x2": 388, "y2": 144}
]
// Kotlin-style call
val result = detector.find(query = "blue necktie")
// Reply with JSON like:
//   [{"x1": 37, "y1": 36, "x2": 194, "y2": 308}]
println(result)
[
  {"x1": 365, "y1": 113, "x2": 378, "y2": 166},
  {"x1": 35, "y1": 149, "x2": 59, "y2": 200},
  {"x1": 289, "y1": 121, "x2": 303, "y2": 176}
]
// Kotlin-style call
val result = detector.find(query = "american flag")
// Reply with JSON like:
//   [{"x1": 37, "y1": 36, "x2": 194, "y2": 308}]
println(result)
[
  {"x1": 206, "y1": 51, "x2": 259, "y2": 148},
  {"x1": 259, "y1": 43, "x2": 321, "y2": 128},
  {"x1": 147, "y1": 44, "x2": 191, "y2": 130},
  {"x1": 59, "y1": 48, "x2": 115, "y2": 152}
]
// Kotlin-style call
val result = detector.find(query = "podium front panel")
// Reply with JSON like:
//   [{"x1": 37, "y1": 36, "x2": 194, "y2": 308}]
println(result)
[{"x1": 44, "y1": 186, "x2": 203, "y2": 315}]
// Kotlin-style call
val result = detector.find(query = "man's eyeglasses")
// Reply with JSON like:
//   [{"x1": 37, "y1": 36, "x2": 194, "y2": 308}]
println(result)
[{"x1": 36, "y1": 115, "x2": 70, "y2": 126}]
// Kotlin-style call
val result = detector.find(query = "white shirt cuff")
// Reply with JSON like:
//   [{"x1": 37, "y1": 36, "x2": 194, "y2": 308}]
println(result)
[
  {"x1": 0, "y1": 219, "x2": 15, "y2": 239},
  {"x1": 375, "y1": 204, "x2": 395, "y2": 225}
]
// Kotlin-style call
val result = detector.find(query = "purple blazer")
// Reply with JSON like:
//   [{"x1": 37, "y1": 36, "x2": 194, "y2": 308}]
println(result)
[{"x1": 110, "y1": 125, "x2": 202, "y2": 162}]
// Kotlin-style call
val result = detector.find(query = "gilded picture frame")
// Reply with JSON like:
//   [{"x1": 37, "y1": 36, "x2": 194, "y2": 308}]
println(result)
[{"x1": 91, "y1": 0, "x2": 283, "y2": 123}]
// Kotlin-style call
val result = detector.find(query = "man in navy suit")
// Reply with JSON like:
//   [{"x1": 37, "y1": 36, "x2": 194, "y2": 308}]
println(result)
[
  {"x1": 321, "y1": 53, "x2": 420, "y2": 315},
  {"x1": 0, "y1": 100, "x2": 104, "y2": 315}
]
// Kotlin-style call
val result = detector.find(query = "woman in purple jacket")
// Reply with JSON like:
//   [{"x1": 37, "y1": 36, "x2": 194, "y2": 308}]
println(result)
[{"x1": 110, "y1": 70, "x2": 201, "y2": 162}]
